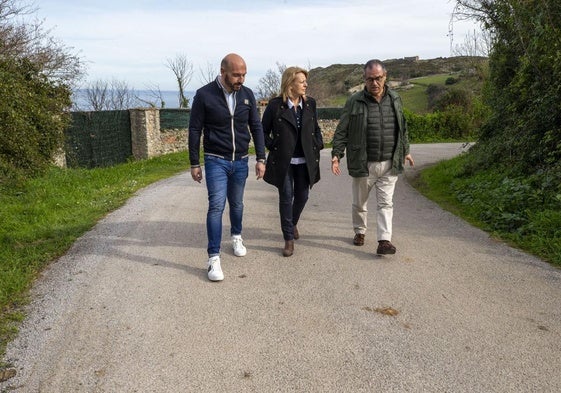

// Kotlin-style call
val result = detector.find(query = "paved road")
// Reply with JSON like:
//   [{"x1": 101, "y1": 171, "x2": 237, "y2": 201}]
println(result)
[{"x1": 3, "y1": 143, "x2": 561, "y2": 392}]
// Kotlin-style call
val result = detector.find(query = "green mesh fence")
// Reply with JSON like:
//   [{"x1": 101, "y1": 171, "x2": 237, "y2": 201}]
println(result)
[
  {"x1": 63, "y1": 108, "x2": 340, "y2": 168},
  {"x1": 317, "y1": 107, "x2": 343, "y2": 120},
  {"x1": 160, "y1": 109, "x2": 190, "y2": 130},
  {"x1": 65, "y1": 110, "x2": 132, "y2": 168}
]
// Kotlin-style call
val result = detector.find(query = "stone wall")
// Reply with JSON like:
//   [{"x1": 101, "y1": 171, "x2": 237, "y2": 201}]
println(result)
[
  {"x1": 156, "y1": 119, "x2": 339, "y2": 156},
  {"x1": 130, "y1": 108, "x2": 161, "y2": 160},
  {"x1": 158, "y1": 129, "x2": 188, "y2": 155},
  {"x1": 318, "y1": 119, "x2": 338, "y2": 143},
  {"x1": 64, "y1": 108, "x2": 340, "y2": 168}
]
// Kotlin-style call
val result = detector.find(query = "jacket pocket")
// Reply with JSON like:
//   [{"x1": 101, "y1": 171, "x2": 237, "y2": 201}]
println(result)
[{"x1": 347, "y1": 145, "x2": 364, "y2": 171}]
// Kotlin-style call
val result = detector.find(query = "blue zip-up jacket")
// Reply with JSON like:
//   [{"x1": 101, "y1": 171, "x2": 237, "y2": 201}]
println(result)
[{"x1": 188, "y1": 79, "x2": 266, "y2": 167}]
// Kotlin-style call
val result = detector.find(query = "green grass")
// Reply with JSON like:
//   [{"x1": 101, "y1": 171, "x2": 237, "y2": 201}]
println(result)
[
  {"x1": 398, "y1": 73, "x2": 483, "y2": 114},
  {"x1": 399, "y1": 85, "x2": 430, "y2": 113},
  {"x1": 409, "y1": 74, "x2": 452, "y2": 86},
  {"x1": 412, "y1": 154, "x2": 561, "y2": 267},
  {"x1": 322, "y1": 73, "x2": 474, "y2": 113},
  {"x1": 0, "y1": 152, "x2": 190, "y2": 359},
  {"x1": 397, "y1": 74, "x2": 454, "y2": 114}
]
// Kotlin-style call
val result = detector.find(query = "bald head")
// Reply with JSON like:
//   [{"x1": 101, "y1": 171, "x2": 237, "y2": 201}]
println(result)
[
  {"x1": 220, "y1": 53, "x2": 247, "y2": 92},
  {"x1": 221, "y1": 53, "x2": 245, "y2": 70}
]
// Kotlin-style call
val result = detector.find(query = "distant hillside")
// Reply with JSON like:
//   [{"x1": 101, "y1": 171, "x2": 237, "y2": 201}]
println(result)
[{"x1": 307, "y1": 56, "x2": 487, "y2": 106}]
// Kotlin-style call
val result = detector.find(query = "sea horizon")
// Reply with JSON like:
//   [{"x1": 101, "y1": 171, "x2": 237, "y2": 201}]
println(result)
[{"x1": 71, "y1": 89, "x2": 196, "y2": 110}]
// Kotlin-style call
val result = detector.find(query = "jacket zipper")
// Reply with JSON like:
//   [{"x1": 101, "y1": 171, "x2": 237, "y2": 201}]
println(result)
[{"x1": 230, "y1": 93, "x2": 236, "y2": 161}]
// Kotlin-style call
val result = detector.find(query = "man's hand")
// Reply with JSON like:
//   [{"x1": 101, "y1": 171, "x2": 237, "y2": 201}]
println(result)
[
  {"x1": 191, "y1": 167, "x2": 203, "y2": 183},
  {"x1": 331, "y1": 157, "x2": 341, "y2": 176},
  {"x1": 255, "y1": 162, "x2": 265, "y2": 180},
  {"x1": 405, "y1": 154, "x2": 415, "y2": 167}
]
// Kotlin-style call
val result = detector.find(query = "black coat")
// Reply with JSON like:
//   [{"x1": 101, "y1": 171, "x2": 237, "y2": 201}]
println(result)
[{"x1": 262, "y1": 96, "x2": 324, "y2": 189}]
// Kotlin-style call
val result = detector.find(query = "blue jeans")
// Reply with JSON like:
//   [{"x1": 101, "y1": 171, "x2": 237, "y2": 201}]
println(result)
[
  {"x1": 279, "y1": 164, "x2": 310, "y2": 241},
  {"x1": 204, "y1": 155, "x2": 248, "y2": 256}
]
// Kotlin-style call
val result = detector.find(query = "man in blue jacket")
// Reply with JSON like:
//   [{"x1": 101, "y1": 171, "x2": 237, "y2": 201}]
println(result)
[{"x1": 189, "y1": 53, "x2": 266, "y2": 282}]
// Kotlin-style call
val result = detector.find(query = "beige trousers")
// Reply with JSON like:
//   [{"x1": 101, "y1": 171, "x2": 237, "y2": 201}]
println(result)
[{"x1": 351, "y1": 160, "x2": 398, "y2": 241}]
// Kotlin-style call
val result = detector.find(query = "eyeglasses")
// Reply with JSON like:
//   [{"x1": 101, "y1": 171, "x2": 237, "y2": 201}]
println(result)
[{"x1": 365, "y1": 75, "x2": 386, "y2": 84}]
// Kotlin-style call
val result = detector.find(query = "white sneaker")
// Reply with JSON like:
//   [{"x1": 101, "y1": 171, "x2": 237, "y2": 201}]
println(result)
[
  {"x1": 207, "y1": 256, "x2": 224, "y2": 281},
  {"x1": 232, "y1": 235, "x2": 247, "y2": 257}
]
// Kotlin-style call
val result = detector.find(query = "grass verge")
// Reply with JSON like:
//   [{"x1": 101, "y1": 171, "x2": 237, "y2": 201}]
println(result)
[
  {"x1": 0, "y1": 151, "x2": 190, "y2": 361},
  {"x1": 411, "y1": 154, "x2": 561, "y2": 267}
]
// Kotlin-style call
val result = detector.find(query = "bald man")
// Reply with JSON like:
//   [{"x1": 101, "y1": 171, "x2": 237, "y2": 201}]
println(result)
[{"x1": 189, "y1": 53, "x2": 266, "y2": 282}]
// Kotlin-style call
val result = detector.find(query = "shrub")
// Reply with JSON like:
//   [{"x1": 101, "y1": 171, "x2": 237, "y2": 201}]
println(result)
[
  {"x1": 426, "y1": 84, "x2": 447, "y2": 110},
  {"x1": 433, "y1": 88, "x2": 473, "y2": 112},
  {"x1": 445, "y1": 77, "x2": 458, "y2": 85},
  {"x1": 0, "y1": 58, "x2": 72, "y2": 181},
  {"x1": 405, "y1": 100, "x2": 486, "y2": 143},
  {"x1": 404, "y1": 109, "x2": 439, "y2": 142}
]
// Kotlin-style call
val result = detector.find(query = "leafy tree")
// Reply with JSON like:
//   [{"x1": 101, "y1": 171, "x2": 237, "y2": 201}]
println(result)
[
  {"x1": 0, "y1": 0, "x2": 83, "y2": 181},
  {"x1": 454, "y1": 0, "x2": 561, "y2": 174},
  {"x1": 0, "y1": 57, "x2": 72, "y2": 179}
]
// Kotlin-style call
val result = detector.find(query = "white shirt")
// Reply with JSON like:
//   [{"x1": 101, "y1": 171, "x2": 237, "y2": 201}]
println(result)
[
  {"x1": 217, "y1": 76, "x2": 235, "y2": 115},
  {"x1": 287, "y1": 98, "x2": 306, "y2": 165}
]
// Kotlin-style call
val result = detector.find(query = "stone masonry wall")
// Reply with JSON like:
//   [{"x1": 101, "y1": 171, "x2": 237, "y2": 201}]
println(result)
[
  {"x1": 130, "y1": 108, "x2": 161, "y2": 160},
  {"x1": 158, "y1": 119, "x2": 339, "y2": 156}
]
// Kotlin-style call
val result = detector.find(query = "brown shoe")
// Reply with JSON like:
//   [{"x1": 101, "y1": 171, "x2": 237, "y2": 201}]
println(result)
[
  {"x1": 293, "y1": 226, "x2": 299, "y2": 240},
  {"x1": 283, "y1": 240, "x2": 294, "y2": 257},
  {"x1": 353, "y1": 233, "x2": 365, "y2": 246},
  {"x1": 376, "y1": 240, "x2": 396, "y2": 255}
]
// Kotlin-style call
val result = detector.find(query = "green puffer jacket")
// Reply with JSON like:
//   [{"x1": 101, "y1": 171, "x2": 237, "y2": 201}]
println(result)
[{"x1": 331, "y1": 87, "x2": 410, "y2": 177}]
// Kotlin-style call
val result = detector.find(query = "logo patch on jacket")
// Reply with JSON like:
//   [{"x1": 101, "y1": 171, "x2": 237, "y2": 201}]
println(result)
[{"x1": 244, "y1": 99, "x2": 249, "y2": 105}]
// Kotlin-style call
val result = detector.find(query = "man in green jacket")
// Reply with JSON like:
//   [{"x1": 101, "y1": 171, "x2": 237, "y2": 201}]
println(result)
[{"x1": 331, "y1": 59, "x2": 414, "y2": 255}]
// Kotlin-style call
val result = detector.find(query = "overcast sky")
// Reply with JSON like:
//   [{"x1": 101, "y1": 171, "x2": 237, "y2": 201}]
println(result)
[{"x1": 33, "y1": 0, "x2": 480, "y2": 91}]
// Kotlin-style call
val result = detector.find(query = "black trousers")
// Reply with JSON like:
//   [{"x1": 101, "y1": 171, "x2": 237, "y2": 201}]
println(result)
[{"x1": 278, "y1": 163, "x2": 310, "y2": 241}]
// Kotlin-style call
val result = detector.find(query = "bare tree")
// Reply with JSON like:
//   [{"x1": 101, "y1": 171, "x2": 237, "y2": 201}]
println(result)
[
  {"x1": 451, "y1": 25, "x2": 491, "y2": 79},
  {"x1": 110, "y1": 79, "x2": 137, "y2": 109},
  {"x1": 137, "y1": 83, "x2": 166, "y2": 108},
  {"x1": 83, "y1": 80, "x2": 108, "y2": 111},
  {"x1": 256, "y1": 62, "x2": 286, "y2": 100},
  {"x1": 448, "y1": 1, "x2": 497, "y2": 56},
  {"x1": 80, "y1": 79, "x2": 138, "y2": 111},
  {"x1": 453, "y1": 28, "x2": 491, "y2": 57},
  {"x1": 166, "y1": 54, "x2": 194, "y2": 108},
  {"x1": 0, "y1": 0, "x2": 83, "y2": 85},
  {"x1": 199, "y1": 61, "x2": 216, "y2": 85}
]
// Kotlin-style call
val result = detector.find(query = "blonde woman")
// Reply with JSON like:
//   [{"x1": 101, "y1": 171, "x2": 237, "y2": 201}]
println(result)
[{"x1": 262, "y1": 67, "x2": 324, "y2": 256}]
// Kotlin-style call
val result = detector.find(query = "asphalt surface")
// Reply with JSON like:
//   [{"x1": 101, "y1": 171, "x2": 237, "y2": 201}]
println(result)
[{"x1": 2, "y1": 143, "x2": 561, "y2": 392}]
